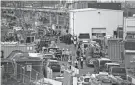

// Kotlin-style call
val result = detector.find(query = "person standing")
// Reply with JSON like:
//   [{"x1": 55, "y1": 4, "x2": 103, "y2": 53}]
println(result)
[
  {"x1": 74, "y1": 40, "x2": 77, "y2": 48},
  {"x1": 80, "y1": 56, "x2": 84, "y2": 69},
  {"x1": 60, "y1": 63, "x2": 65, "y2": 76},
  {"x1": 74, "y1": 59, "x2": 78, "y2": 68},
  {"x1": 62, "y1": 48, "x2": 65, "y2": 61}
]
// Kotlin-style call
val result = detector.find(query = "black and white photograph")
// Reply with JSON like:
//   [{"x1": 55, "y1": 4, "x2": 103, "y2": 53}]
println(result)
[{"x1": 1, "y1": 0, "x2": 135, "y2": 85}]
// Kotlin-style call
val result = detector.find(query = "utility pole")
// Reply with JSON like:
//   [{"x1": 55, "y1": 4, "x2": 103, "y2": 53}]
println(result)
[
  {"x1": 22, "y1": 66, "x2": 25, "y2": 83},
  {"x1": 73, "y1": 12, "x2": 74, "y2": 36}
]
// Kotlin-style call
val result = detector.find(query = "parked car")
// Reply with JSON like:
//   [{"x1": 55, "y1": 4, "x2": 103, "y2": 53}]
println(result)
[{"x1": 46, "y1": 60, "x2": 61, "y2": 72}]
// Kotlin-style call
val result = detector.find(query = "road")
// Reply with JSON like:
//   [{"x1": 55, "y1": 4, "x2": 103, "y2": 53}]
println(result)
[{"x1": 53, "y1": 43, "x2": 94, "y2": 79}]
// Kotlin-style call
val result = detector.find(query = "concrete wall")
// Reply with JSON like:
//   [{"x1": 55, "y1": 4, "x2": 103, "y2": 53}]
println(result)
[{"x1": 69, "y1": 8, "x2": 123, "y2": 38}]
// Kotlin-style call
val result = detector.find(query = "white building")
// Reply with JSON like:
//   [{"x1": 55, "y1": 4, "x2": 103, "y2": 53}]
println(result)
[
  {"x1": 124, "y1": 16, "x2": 135, "y2": 39},
  {"x1": 69, "y1": 8, "x2": 123, "y2": 39}
]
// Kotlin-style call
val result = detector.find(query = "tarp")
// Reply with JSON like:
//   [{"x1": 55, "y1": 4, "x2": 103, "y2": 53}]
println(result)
[{"x1": 33, "y1": 78, "x2": 62, "y2": 85}]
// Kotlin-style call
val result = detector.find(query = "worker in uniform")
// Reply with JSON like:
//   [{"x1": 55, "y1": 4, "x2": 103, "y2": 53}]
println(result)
[
  {"x1": 66, "y1": 49, "x2": 69, "y2": 61},
  {"x1": 68, "y1": 54, "x2": 72, "y2": 65},
  {"x1": 80, "y1": 56, "x2": 84, "y2": 69},
  {"x1": 62, "y1": 48, "x2": 65, "y2": 61}
]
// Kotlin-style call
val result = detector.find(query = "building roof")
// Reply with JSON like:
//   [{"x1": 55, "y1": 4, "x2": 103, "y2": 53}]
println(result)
[
  {"x1": 69, "y1": 8, "x2": 123, "y2": 12},
  {"x1": 1, "y1": 58, "x2": 13, "y2": 63},
  {"x1": 7, "y1": 51, "x2": 43, "y2": 61},
  {"x1": 7, "y1": 50, "x2": 24, "y2": 59},
  {"x1": 78, "y1": 33, "x2": 90, "y2": 39},
  {"x1": 98, "y1": 58, "x2": 111, "y2": 61},
  {"x1": 105, "y1": 63, "x2": 120, "y2": 65},
  {"x1": 88, "y1": 3, "x2": 122, "y2": 10},
  {"x1": 125, "y1": 50, "x2": 135, "y2": 53}
]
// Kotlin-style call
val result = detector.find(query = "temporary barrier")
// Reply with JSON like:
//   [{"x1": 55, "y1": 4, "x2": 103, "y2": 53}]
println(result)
[
  {"x1": 73, "y1": 77, "x2": 78, "y2": 85},
  {"x1": 107, "y1": 38, "x2": 124, "y2": 62},
  {"x1": 47, "y1": 67, "x2": 53, "y2": 79},
  {"x1": 71, "y1": 66, "x2": 79, "y2": 76},
  {"x1": 63, "y1": 70, "x2": 73, "y2": 85},
  {"x1": 127, "y1": 75, "x2": 135, "y2": 84}
]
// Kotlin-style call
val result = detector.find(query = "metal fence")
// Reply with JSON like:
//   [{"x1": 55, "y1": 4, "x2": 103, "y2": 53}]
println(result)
[{"x1": 1, "y1": 62, "x2": 47, "y2": 85}]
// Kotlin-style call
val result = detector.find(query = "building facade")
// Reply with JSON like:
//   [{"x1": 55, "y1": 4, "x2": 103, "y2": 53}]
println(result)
[
  {"x1": 124, "y1": 17, "x2": 135, "y2": 39},
  {"x1": 69, "y1": 8, "x2": 123, "y2": 39}
]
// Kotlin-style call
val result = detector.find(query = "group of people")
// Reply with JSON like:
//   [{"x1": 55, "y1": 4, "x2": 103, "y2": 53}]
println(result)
[
  {"x1": 61, "y1": 48, "x2": 72, "y2": 61},
  {"x1": 74, "y1": 43, "x2": 85, "y2": 69},
  {"x1": 74, "y1": 56, "x2": 84, "y2": 69}
]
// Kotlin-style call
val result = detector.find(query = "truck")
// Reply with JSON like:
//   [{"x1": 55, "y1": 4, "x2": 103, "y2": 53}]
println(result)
[
  {"x1": 109, "y1": 67, "x2": 127, "y2": 80},
  {"x1": 107, "y1": 38, "x2": 124, "y2": 62},
  {"x1": 85, "y1": 42, "x2": 101, "y2": 67}
]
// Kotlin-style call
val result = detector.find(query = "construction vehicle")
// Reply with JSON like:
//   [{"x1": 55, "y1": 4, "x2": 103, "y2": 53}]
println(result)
[{"x1": 85, "y1": 42, "x2": 101, "y2": 67}]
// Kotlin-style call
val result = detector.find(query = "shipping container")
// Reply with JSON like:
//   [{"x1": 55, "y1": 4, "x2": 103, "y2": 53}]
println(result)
[
  {"x1": 107, "y1": 38, "x2": 124, "y2": 62},
  {"x1": 1, "y1": 43, "x2": 36, "y2": 58}
]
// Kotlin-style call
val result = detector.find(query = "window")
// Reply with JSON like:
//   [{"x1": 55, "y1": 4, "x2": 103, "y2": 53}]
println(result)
[
  {"x1": 26, "y1": 36, "x2": 34, "y2": 43},
  {"x1": 84, "y1": 78, "x2": 90, "y2": 82},
  {"x1": 49, "y1": 62, "x2": 59, "y2": 66},
  {"x1": 108, "y1": 65, "x2": 119, "y2": 70},
  {"x1": 112, "y1": 68, "x2": 126, "y2": 73},
  {"x1": 58, "y1": 16, "x2": 65, "y2": 25},
  {"x1": 55, "y1": 26, "x2": 57, "y2": 29},
  {"x1": 59, "y1": 26, "x2": 61, "y2": 29},
  {"x1": 100, "y1": 60, "x2": 112, "y2": 66},
  {"x1": 84, "y1": 44, "x2": 88, "y2": 48}
]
